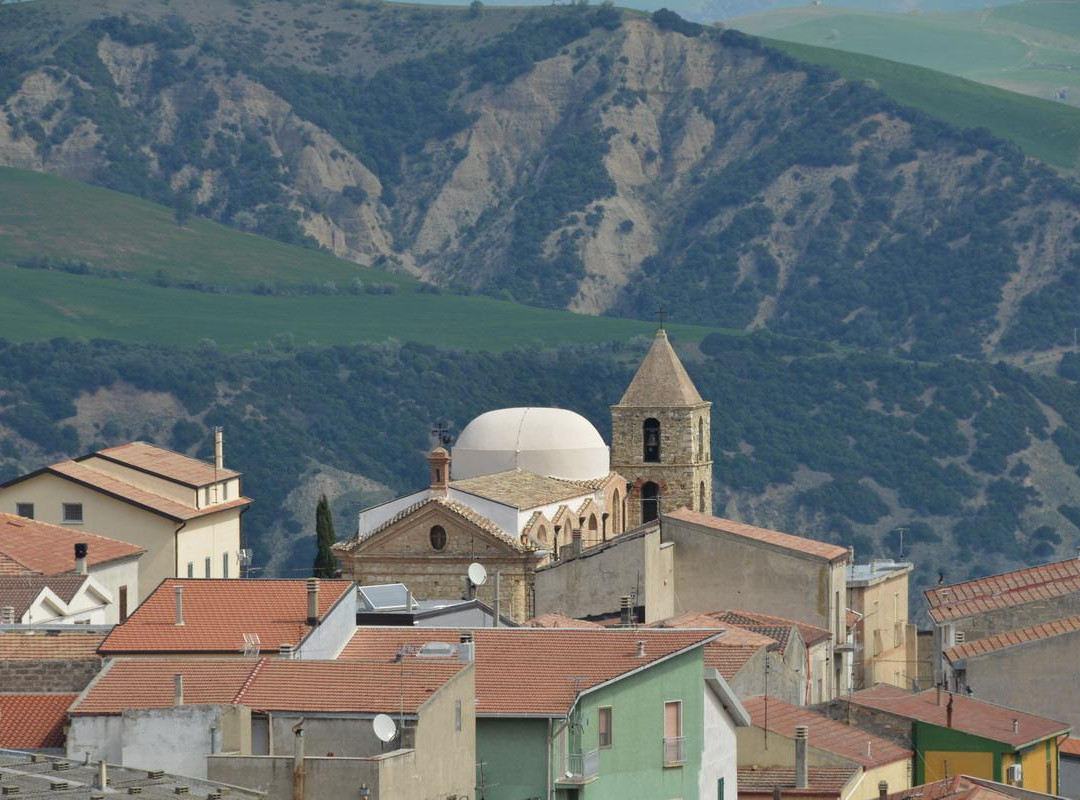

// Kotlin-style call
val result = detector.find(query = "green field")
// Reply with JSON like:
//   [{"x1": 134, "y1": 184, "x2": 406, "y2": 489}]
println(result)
[
  {"x1": 764, "y1": 38, "x2": 1080, "y2": 169},
  {"x1": 0, "y1": 167, "x2": 414, "y2": 290}
]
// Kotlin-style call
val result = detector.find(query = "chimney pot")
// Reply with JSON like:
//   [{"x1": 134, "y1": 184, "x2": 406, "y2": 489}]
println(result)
[
  {"x1": 174, "y1": 586, "x2": 184, "y2": 626},
  {"x1": 173, "y1": 674, "x2": 183, "y2": 706},
  {"x1": 795, "y1": 725, "x2": 809, "y2": 789},
  {"x1": 306, "y1": 578, "x2": 320, "y2": 626},
  {"x1": 620, "y1": 595, "x2": 633, "y2": 626},
  {"x1": 636, "y1": 640, "x2": 646, "y2": 658},
  {"x1": 74, "y1": 543, "x2": 89, "y2": 575},
  {"x1": 1012, "y1": 719, "x2": 1019, "y2": 734},
  {"x1": 214, "y1": 428, "x2": 224, "y2": 471},
  {"x1": 1, "y1": 606, "x2": 14, "y2": 625},
  {"x1": 879, "y1": 781, "x2": 889, "y2": 799}
]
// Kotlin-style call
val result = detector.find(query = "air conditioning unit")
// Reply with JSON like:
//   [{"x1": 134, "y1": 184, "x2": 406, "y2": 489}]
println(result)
[{"x1": 1006, "y1": 764, "x2": 1023, "y2": 785}]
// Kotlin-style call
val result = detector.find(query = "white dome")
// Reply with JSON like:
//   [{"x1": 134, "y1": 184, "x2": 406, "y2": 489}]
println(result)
[{"x1": 452, "y1": 407, "x2": 610, "y2": 481}]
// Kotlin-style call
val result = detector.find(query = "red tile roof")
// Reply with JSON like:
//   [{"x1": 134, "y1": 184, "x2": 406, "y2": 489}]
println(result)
[
  {"x1": 523, "y1": 613, "x2": 605, "y2": 628},
  {"x1": 884, "y1": 776, "x2": 1015, "y2": 800},
  {"x1": 742, "y1": 696, "x2": 912, "y2": 768},
  {"x1": 1061, "y1": 738, "x2": 1080, "y2": 757},
  {"x1": 0, "y1": 630, "x2": 106, "y2": 661},
  {"x1": 925, "y1": 559, "x2": 1080, "y2": 624},
  {"x1": 665, "y1": 509, "x2": 850, "y2": 562},
  {"x1": 341, "y1": 627, "x2": 716, "y2": 716},
  {"x1": 945, "y1": 615, "x2": 1080, "y2": 661},
  {"x1": 99, "y1": 579, "x2": 355, "y2": 655},
  {"x1": 0, "y1": 574, "x2": 93, "y2": 618},
  {"x1": 738, "y1": 766, "x2": 858, "y2": 796},
  {"x1": 45, "y1": 461, "x2": 251, "y2": 522},
  {"x1": 0, "y1": 513, "x2": 144, "y2": 574},
  {"x1": 71, "y1": 658, "x2": 464, "y2": 716},
  {"x1": 849, "y1": 686, "x2": 1070, "y2": 748},
  {"x1": 647, "y1": 613, "x2": 777, "y2": 679},
  {"x1": 0, "y1": 694, "x2": 77, "y2": 749},
  {"x1": 91, "y1": 442, "x2": 240, "y2": 486}
]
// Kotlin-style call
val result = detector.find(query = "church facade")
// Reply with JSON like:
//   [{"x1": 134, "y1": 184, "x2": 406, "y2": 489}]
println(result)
[{"x1": 334, "y1": 327, "x2": 710, "y2": 622}]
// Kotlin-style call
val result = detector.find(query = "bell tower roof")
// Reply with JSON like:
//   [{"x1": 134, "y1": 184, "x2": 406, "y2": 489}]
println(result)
[{"x1": 616, "y1": 329, "x2": 706, "y2": 407}]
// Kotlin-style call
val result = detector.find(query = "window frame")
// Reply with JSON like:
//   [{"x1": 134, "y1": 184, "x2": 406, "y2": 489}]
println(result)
[
  {"x1": 62, "y1": 503, "x2": 84, "y2": 524},
  {"x1": 15, "y1": 502, "x2": 34, "y2": 520},
  {"x1": 204, "y1": 556, "x2": 211, "y2": 578},
  {"x1": 598, "y1": 706, "x2": 613, "y2": 749},
  {"x1": 223, "y1": 552, "x2": 230, "y2": 579},
  {"x1": 429, "y1": 524, "x2": 448, "y2": 551}
]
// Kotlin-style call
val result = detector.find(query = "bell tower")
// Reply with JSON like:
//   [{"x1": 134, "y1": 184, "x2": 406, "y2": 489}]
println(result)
[{"x1": 611, "y1": 327, "x2": 712, "y2": 528}]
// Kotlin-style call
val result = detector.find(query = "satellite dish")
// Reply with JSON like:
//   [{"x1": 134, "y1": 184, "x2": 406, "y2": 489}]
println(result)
[
  {"x1": 468, "y1": 562, "x2": 488, "y2": 587},
  {"x1": 372, "y1": 714, "x2": 398, "y2": 743}
]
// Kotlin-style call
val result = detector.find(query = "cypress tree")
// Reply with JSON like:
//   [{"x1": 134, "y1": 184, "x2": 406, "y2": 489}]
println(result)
[{"x1": 313, "y1": 494, "x2": 339, "y2": 578}]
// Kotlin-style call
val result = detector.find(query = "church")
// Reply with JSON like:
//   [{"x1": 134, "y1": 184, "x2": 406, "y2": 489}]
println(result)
[{"x1": 334, "y1": 326, "x2": 713, "y2": 622}]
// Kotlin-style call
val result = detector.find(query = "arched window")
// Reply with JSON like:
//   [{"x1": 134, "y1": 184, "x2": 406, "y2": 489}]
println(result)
[
  {"x1": 588, "y1": 514, "x2": 598, "y2": 545},
  {"x1": 698, "y1": 417, "x2": 705, "y2": 461},
  {"x1": 643, "y1": 418, "x2": 661, "y2": 463},
  {"x1": 612, "y1": 489, "x2": 621, "y2": 534},
  {"x1": 699, "y1": 481, "x2": 707, "y2": 513},
  {"x1": 641, "y1": 482, "x2": 660, "y2": 524},
  {"x1": 429, "y1": 525, "x2": 447, "y2": 551},
  {"x1": 537, "y1": 525, "x2": 548, "y2": 545}
]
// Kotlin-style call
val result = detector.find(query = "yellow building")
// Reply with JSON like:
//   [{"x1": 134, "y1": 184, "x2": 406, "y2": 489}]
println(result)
[
  {"x1": 0, "y1": 437, "x2": 250, "y2": 605},
  {"x1": 847, "y1": 559, "x2": 917, "y2": 690}
]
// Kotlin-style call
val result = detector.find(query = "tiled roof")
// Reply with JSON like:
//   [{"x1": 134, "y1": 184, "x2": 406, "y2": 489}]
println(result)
[
  {"x1": 0, "y1": 574, "x2": 92, "y2": 618},
  {"x1": 523, "y1": 613, "x2": 605, "y2": 628},
  {"x1": 849, "y1": 686, "x2": 1070, "y2": 747},
  {"x1": 925, "y1": 558, "x2": 1080, "y2": 624},
  {"x1": 0, "y1": 513, "x2": 145, "y2": 574},
  {"x1": 738, "y1": 766, "x2": 858, "y2": 796},
  {"x1": 91, "y1": 442, "x2": 240, "y2": 486},
  {"x1": 665, "y1": 509, "x2": 850, "y2": 562},
  {"x1": 742, "y1": 696, "x2": 912, "y2": 768},
  {"x1": 340, "y1": 627, "x2": 716, "y2": 716},
  {"x1": 646, "y1": 613, "x2": 777, "y2": 679},
  {"x1": 663, "y1": 609, "x2": 832, "y2": 648},
  {"x1": 945, "y1": 615, "x2": 1080, "y2": 661},
  {"x1": 47, "y1": 461, "x2": 251, "y2": 522},
  {"x1": 0, "y1": 694, "x2": 78, "y2": 749},
  {"x1": 884, "y1": 776, "x2": 1015, "y2": 800},
  {"x1": 552, "y1": 473, "x2": 620, "y2": 492},
  {"x1": 451, "y1": 469, "x2": 590, "y2": 509},
  {"x1": 616, "y1": 329, "x2": 705, "y2": 407},
  {"x1": 1061, "y1": 738, "x2": 1080, "y2": 757},
  {"x1": 0, "y1": 630, "x2": 106, "y2": 660},
  {"x1": 337, "y1": 495, "x2": 527, "y2": 553},
  {"x1": 98, "y1": 579, "x2": 354, "y2": 655},
  {"x1": 72, "y1": 658, "x2": 464, "y2": 716}
]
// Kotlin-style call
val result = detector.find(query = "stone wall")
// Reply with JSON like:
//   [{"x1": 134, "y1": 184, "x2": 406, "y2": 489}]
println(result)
[
  {"x1": 817, "y1": 699, "x2": 914, "y2": 748},
  {"x1": 0, "y1": 657, "x2": 102, "y2": 692}
]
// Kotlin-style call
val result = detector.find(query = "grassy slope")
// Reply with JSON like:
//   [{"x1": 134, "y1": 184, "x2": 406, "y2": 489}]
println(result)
[{"x1": 765, "y1": 38, "x2": 1080, "y2": 168}]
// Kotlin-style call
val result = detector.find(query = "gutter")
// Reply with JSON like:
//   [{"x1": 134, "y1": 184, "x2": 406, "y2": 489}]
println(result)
[{"x1": 174, "y1": 520, "x2": 187, "y2": 581}]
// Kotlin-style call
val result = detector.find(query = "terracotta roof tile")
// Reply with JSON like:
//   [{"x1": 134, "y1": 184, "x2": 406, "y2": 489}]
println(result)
[
  {"x1": 742, "y1": 696, "x2": 912, "y2": 768},
  {"x1": 661, "y1": 609, "x2": 832, "y2": 648},
  {"x1": 884, "y1": 776, "x2": 1016, "y2": 800},
  {"x1": 92, "y1": 442, "x2": 240, "y2": 486},
  {"x1": 0, "y1": 574, "x2": 92, "y2": 618},
  {"x1": 665, "y1": 509, "x2": 850, "y2": 562},
  {"x1": 73, "y1": 658, "x2": 463, "y2": 716},
  {"x1": 98, "y1": 579, "x2": 354, "y2": 655},
  {"x1": 0, "y1": 513, "x2": 144, "y2": 574},
  {"x1": 1061, "y1": 738, "x2": 1080, "y2": 757},
  {"x1": 523, "y1": 614, "x2": 605, "y2": 628},
  {"x1": 647, "y1": 613, "x2": 776, "y2": 679},
  {"x1": 341, "y1": 627, "x2": 715, "y2": 716},
  {"x1": 925, "y1": 559, "x2": 1080, "y2": 624},
  {"x1": 451, "y1": 470, "x2": 591, "y2": 509},
  {"x1": 738, "y1": 766, "x2": 858, "y2": 796},
  {"x1": 849, "y1": 686, "x2": 1070, "y2": 747},
  {"x1": 0, "y1": 694, "x2": 77, "y2": 748},
  {"x1": 945, "y1": 614, "x2": 1080, "y2": 661},
  {"x1": 47, "y1": 462, "x2": 251, "y2": 522},
  {"x1": 0, "y1": 630, "x2": 106, "y2": 660},
  {"x1": 551, "y1": 473, "x2": 621, "y2": 492}
]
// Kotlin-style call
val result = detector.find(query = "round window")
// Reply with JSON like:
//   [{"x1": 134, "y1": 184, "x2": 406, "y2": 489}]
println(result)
[{"x1": 429, "y1": 525, "x2": 447, "y2": 551}]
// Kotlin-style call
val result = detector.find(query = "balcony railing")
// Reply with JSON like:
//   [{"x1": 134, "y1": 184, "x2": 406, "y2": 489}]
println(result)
[
  {"x1": 663, "y1": 736, "x2": 685, "y2": 766},
  {"x1": 561, "y1": 749, "x2": 600, "y2": 782}
]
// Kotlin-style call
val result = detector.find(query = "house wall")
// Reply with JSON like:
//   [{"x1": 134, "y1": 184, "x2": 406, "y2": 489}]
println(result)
[
  {"x1": 948, "y1": 631, "x2": 1080, "y2": 733},
  {"x1": 850, "y1": 571, "x2": 912, "y2": 691},
  {"x1": 809, "y1": 641, "x2": 832, "y2": 705},
  {"x1": 68, "y1": 714, "x2": 124, "y2": 764},
  {"x1": 209, "y1": 754, "x2": 383, "y2": 800},
  {"x1": 176, "y1": 508, "x2": 242, "y2": 581},
  {"x1": 89, "y1": 557, "x2": 141, "y2": 622},
  {"x1": 21, "y1": 583, "x2": 110, "y2": 625},
  {"x1": 0, "y1": 473, "x2": 177, "y2": 597},
  {"x1": 476, "y1": 718, "x2": 549, "y2": 800},
  {"x1": 120, "y1": 705, "x2": 236, "y2": 778},
  {"x1": 700, "y1": 682, "x2": 739, "y2": 800},
  {"x1": 1059, "y1": 754, "x2": 1080, "y2": 799},
  {"x1": 912, "y1": 722, "x2": 1011, "y2": 785},
  {"x1": 296, "y1": 585, "x2": 357, "y2": 659},
  {"x1": 0, "y1": 656, "x2": 102, "y2": 692}
]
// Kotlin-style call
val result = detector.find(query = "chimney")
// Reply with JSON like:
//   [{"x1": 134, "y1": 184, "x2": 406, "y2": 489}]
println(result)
[
  {"x1": 279, "y1": 643, "x2": 295, "y2": 659},
  {"x1": 946, "y1": 695, "x2": 954, "y2": 729},
  {"x1": 427, "y1": 448, "x2": 450, "y2": 496},
  {"x1": 214, "y1": 427, "x2": 224, "y2": 471},
  {"x1": 460, "y1": 631, "x2": 473, "y2": 644},
  {"x1": 795, "y1": 725, "x2": 809, "y2": 790},
  {"x1": 173, "y1": 674, "x2": 184, "y2": 706},
  {"x1": 620, "y1": 595, "x2": 633, "y2": 626},
  {"x1": 97, "y1": 760, "x2": 108, "y2": 790},
  {"x1": 572, "y1": 528, "x2": 583, "y2": 557},
  {"x1": 936, "y1": 684, "x2": 942, "y2": 706},
  {"x1": 636, "y1": 640, "x2": 646, "y2": 658},
  {"x1": 74, "y1": 543, "x2": 88, "y2": 575},
  {"x1": 1012, "y1": 719, "x2": 1019, "y2": 734},
  {"x1": 306, "y1": 578, "x2": 319, "y2": 626},
  {"x1": 878, "y1": 781, "x2": 889, "y2": 800},
  {"x1": 174, "y1": 586, "x2": 184, "y2": 626},
  {"x1": 773, "y1": 785, "x2": 782, "y2": 800},
  {"x1": 0, "y1": 606, "x2": 13, "y2": 624}
]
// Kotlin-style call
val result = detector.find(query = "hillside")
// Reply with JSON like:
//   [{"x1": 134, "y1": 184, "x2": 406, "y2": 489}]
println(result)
[{"x1": 4, "y1": 1, "x2": 1080, "y2": 360}]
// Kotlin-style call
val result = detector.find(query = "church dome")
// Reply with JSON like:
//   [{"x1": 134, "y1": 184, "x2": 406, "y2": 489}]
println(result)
[{"x1": 451, "y1": 408, "x2": 610, "y2": 481}]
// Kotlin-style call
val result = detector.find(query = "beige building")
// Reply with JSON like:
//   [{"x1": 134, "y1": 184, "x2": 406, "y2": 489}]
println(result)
[
  {"x1": 612, "y1": 328, "x2": 713, "y2": 527},
  {"x1": 0, "y1": 437, "x2": 250, "y2": 603},
  {"x1": 847, "y1": 560, "x2": 917, "y2": 690}
]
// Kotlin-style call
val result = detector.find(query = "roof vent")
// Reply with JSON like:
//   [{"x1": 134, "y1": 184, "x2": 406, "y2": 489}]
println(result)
[
  {"x1": 74, "y1": 543, "x2": 88, "y2": 575},
  {"x1": 174, "y1": 586, "x2": 184, "y2": 627},
  {"x1": 955, "y1": 631, "x2": 966, "y2": 644},
  {"x1": 279, "y1": 643, "x2": 295, "y2": 659},
  {"x1": 306, "y1": 578, "x2": 320, "y2": 626},
  {"x1": 620, "y1": 596, "x2": 633, "y2": 626},
  {"x1": 1, "y1": 607, "x2": 14, "y2": 625},
  {"x1": 795, "y1": 725, "x2": 809, "y2": 789},
  {"x1": 418, "y1": 641, "x2": 456, "y2": 659},
  {"x1": 636, "y1": 640, "x2": 646, "y2": 658},
  {"x1": 1012, "y1": 719, "x2": 1019, "y2": 734}
]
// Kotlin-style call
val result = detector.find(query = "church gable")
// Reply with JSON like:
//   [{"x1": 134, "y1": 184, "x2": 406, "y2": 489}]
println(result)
[{"x1": 349, "y1": 499, "x2": 527, "y2": 558}]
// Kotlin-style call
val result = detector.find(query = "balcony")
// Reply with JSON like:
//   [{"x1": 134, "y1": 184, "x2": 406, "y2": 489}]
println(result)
[
  {"x1": 557, "y1": 749, "x2": 600, "y2": 784},
  {"x1": 663, "y1": 736, "x2": 685, "y2": 767}
]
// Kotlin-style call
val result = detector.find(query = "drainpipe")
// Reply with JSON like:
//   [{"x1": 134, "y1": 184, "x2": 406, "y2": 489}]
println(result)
[
  {"x1": 546, "y1": 718, "x2": 552, "y2": 800},
  {"x1": 173, "y1": 519, "x2": 187, "y2": 580},
  {"x1": 493, "y1": 572, "x2": 501, "y2": 628},
  {"x1": 292, "y1": 718, "x2": 305, "y2": 800}
]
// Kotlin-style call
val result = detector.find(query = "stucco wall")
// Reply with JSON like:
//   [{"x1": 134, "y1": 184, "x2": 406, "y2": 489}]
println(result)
[
  {"x1": 68, "y1": 714, "x2": 124, "y2": 764},
  {"x1": 296, "y1": 584, "x2": 357, "y2": 659},
  {"x1": 850, "y1": 570, "x2": 912, "y2": 691},
  {"x1": 269, "y1": 715, "x2": 386, "y2": 759},
  {"x1": 177, "y1": 508, "x2": 242, "y2": 581},
  {"x1": 120, "y1": 705, "x2": 227, "y2": 778},
  {"x1": 1059, "y1": 755, "x2": 1080, "y2": 799},
  {"x1": 700, "y1": 682, "x2": 739, "y2": 800},
  {"x1": 209, "y1": 754, "x2": 382, "y2": 800},
  {"x1": 476, "y1": 718, "x2": 549, "y2": 800},
  {"x1": 90, "y1": 557, "x2": 141, "y2": 621}
]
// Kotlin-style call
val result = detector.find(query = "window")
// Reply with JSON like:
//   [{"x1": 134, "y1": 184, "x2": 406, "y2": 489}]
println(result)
[
  {"x1": 223, "y1": 553, "x2": 230, "y2": 579},
  {"x1": 455, "y1": 699, "x2": 462, "y2": 732},
  {"x1": 598, "y1": 707, "x2": 612, "y2": 748},
  {"x1": 62, "y1": 503, "x2": 83, "y2": 523},
  {"x1": 119, "y1": 586, "x2": 128, "y2": 622},
  {"x1": 187, "y1": 561, "x2": 194, "y2": 578},
  {"x1": 641, "y1": 482, "x2": 660, "y2": 524},
  {"x1": 718, "y1": 777, "x2": 725, "y2": 800},
  {"x1": 698, "y1": 417, "x2": 705, "y2": 461},
  {"x1": 699, "y1": 481, "x2": 706, "y2": 513},
  {"x1": 204, "y1": 556, "x2": 211, "y2": 578},
  {"x1": 612, "y1": 489, "x2": 620, "y2": 534},
  {"x1": 643, "y1": 418, "x2": 661, "y2": 462},
  {"x1": 15, "y1": 503, "x2": 34, "y2": 519},
  {"x1": 222, "y1": 481, "x2": 229, "y2": 501},
  {"x1": 204, "y1": 486, "x2": 211, "y2": 506},
  {"x1": 663, "y1": 701, "x2": 684, "y2": 765},
  {"x1": 429, "y1": 525, "x2": 447, "y2": 551}
]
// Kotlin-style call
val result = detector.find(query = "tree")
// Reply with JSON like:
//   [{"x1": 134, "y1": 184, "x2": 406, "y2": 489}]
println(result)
[
  {"x1": 312, "y1": 494, "x2": 339, "y2": 578},
  {"x1": 173, "y1": 192, "x2": 193, "y2": 227},
  {"x1": 468, "y1": 0, "x2": 483, "y2": 17}
]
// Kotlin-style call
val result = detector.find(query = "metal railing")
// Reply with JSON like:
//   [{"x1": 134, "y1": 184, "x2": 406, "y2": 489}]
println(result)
[
  {"x1": 563, "y1": 749, "x2": 600, "y2": 781},
  {"x1": 663, "y1": 736, "x2": 685, "y2": 766}
]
